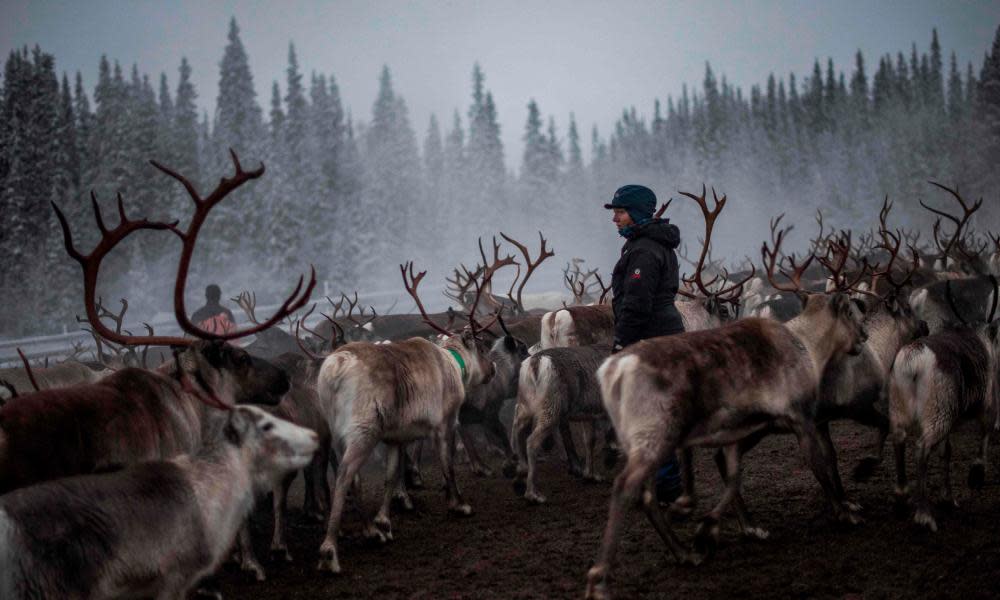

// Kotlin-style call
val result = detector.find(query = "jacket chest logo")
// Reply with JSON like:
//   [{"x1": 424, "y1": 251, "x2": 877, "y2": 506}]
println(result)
[{"x1": 631, "y1": 268, "x2": 641, "y2": 280}]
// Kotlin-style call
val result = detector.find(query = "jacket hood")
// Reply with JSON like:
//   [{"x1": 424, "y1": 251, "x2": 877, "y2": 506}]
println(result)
[{"x1": 633, "y1": 219, "x2": 680, "y2": 250}]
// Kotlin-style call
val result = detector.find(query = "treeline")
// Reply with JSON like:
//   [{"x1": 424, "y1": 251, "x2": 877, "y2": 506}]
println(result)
[{"x1": 1, "y1": 20, "x2": 999, "y2": 336}]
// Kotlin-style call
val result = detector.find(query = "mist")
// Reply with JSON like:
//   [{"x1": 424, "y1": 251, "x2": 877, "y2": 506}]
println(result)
[{"x1": 1, "y1": 11, "x2": 999, "y2": 338}]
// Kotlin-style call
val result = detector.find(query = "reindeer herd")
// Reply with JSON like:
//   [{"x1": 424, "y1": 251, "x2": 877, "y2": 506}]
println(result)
[{"x1": 0, "y1": 153, "x2": 998, "y2": 599}]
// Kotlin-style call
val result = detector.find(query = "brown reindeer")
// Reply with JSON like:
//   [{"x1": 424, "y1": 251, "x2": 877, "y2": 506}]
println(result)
[
  {"x1": 0, "y1": 151, "x2": 313, "y2": 500},
  {"x1": 313, "y1": 261, "x2": 500, "y2": 574},
  {"x1": 584, "y1": 220, "x2": 868, "y2": 600}
]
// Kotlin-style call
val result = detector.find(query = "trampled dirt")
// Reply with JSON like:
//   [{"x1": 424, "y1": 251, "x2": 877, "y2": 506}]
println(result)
[{"x1": 217, "y1": 422, "x2": 1000, "y2": 599}]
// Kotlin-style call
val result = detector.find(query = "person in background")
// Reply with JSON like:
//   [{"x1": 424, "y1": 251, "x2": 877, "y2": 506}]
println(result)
[
  {"x1": 191, "y1": 284, "x2": 236, "y2": 335},
  {"x1": 605, "y1": 184, "x2": 685, "y2": 503}
]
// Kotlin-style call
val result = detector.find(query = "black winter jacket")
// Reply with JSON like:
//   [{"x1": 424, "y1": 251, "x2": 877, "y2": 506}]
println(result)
[{"x1": 611, "y1": 219, "x2": 684, "y2": 348}]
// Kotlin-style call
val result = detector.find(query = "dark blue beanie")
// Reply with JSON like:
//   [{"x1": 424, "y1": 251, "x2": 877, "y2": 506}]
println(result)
[{"x1": 604, "y1": 184, "x2": 656, "y2": 224}]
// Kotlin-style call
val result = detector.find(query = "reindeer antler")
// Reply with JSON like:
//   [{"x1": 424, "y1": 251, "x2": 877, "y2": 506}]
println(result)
[
  {"x1": 921, "y1": 181, "x2": 984, "y2": 266},
  {"x1": 500, "y1": 231, "x2": 554, "y2": 314},
  {"x1": 55, "y1": 150, "x2": 315, "y2": 347},
  {"x1": 401, "y1": 262, "x2": 454, "y2": 336},
  {"x1": 761, "y1": 214, "x2": 814, "y2": 293},
  {"x1": 679, "y1": 185, "x2": 756, "y2": 305}
]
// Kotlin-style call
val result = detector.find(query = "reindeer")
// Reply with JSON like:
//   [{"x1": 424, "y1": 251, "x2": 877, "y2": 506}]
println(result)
[
  {"x1": 313, "y1": 261, "x2": 501, "y2": 574},
  {"x1": 888, "y1": 276, "x2": 999, "y2": 531},
  {"x1": 510, "y1": 342, "x2": 612, "y2": 503},
  {"x1": 0, "y1": 151, "x2": 313, "y2": 499},
  {"x1": 456, "y1": 316, "x2": 530, "y2": 478},
  {"x1": 0, "y1": 405, "x2": 318, "y2": 600},
  {"x1": 0, "y1": 359, "x2": 106, "y2": 401},
  {"x1": 584, "y1": 219, "x2": 868, "y2": 600},
  {"x1": 909, "y1": 184, "x2": 998, "y2": 333}
]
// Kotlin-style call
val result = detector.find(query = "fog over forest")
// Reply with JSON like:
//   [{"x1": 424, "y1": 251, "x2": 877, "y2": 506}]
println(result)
[{"x1": 1, "y1": 17, "x2": 999, "y2": 337}]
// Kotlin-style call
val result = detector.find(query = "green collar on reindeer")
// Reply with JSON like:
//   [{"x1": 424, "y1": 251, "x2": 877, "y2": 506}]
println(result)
[{"x1": 446, "y1": 348, "x2": 467, "y2": 382}]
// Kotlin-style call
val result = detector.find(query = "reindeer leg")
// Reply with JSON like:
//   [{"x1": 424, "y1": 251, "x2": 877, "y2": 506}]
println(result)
[
  {"x1": 670, "y1": 447, "x2": 697, "y2": 518},
  {"x1": 525, "y1": 419, "x2": 558, "y2": 504},
  {"x1": 582, "y1": 420, "x2": 604, "y2": 482},
  {"x1": 318, "y1": 436, "x2": 378, "y2": 574},
  {"x1": 940, "y1": 437, "x2": 958, "y2": 508},
  {"x1": 816, "y1": 422, "x2": 856, "y2": 511},
  {"x1": 794, "y1": 421, "x2": 861, "y2": 524},
  {"x1": 511, "y1": 403, "x2": 532, "y2": 494},
  {"x1": 968, "y1": 421, "x2": 990, "y2": 490},
  {"x1": 912, "y1": 438, "x2": 939, "y2": 531},
  {"x1": 237, "y1": 523, "x2": 266, "y2": 581},
  {"x1": 374, "y1": 444, "x2": 401, "y2": 541},
  {"x1": 850, "y1": 404, "x2": 890, "y2": 482},
  {"x1": 892, "y1": 436, "x2": 909, "y2": 513},
  {"x1": 692, "y1": 444, "x2": 749, "y2": 562},
  {"x1": 437, "y1": 424, "x2": 472, "y2": 515},
  {"x1": 482, "y1": 405, "x2": 517, "y2": 478},
  {"x1": 270, "y1": 473, "x2": 295, "y2": 562},
  {"x1": 459, "y1": 424, "x2": 493, "y2": 477},
  {"x1": 586, "y1": 440, "x2": 686, "y2": 600},
  {"x1": 640, "y1": 477, "x2": 691, "y2": 562},
  {"x1": 560, "y1": 421, "x2": 585, "y2": 477},
  {"x1": 709, "y1": 444, "x2": 769, "y2": 541},
  {"x1": 404, "y1": 440, "x2": 425, "y2": 489}
]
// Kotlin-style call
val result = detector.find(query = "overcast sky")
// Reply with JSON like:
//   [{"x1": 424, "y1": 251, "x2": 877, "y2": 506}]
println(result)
[{"x1": 2, "y1": 1, "x2": 997, "y2": 170}]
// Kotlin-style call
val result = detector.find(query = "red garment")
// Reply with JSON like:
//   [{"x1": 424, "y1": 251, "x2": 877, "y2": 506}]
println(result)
[{"x1": 197, "y1": 313, "x2": 236, "y2": 335}]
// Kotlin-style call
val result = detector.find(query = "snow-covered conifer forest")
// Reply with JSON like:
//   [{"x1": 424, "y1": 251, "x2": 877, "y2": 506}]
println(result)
[{"x1": 1, "y1": 20, "x2": 999, "y2": 337}]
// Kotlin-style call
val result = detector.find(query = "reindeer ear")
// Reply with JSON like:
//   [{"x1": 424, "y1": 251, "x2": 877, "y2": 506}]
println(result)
[
  {"x1": 795, "y1": 290, "x2": 810, "y2": 308},
  {"x1": 503, "y1": 335, "x2": 517, "y2": 353},
  {"x1": 850, "y1": 298, "x2": 867, "y2": 316}
]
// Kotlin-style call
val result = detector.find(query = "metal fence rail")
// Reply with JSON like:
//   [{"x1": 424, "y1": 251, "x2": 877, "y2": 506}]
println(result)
[{"x1": 0, "y1": 289, "x2": 420, "y2": 367}]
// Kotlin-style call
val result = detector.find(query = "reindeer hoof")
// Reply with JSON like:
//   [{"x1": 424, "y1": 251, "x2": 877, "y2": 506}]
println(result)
[
  {"x1": 405, "y1": 472, "x2": 425, "y2": 490},
  {"x1": 668, "y1": 495, "x2": 696, "y2": 519},
  {"x1": 844, "y1": 500, "x2": 863, "y2": 513},
  {"x1": 449, "y1": 503, "x2": 473, "y2": 516},
  {"x1": 241, "y1": 560, "x2": 266, "y2": 582},
  {"x1": 681, "y1": 551, "x2": 705, "y2": 567},
  {"x1": 852, "y1": 457, "x2": 880, "y2": 481},
  {"x1": 913, "y1": 509, "x2": 939, "y2": 532},
  {"x1": 584, "y1": 566, "x2": 611, "y2": 600},
  {"x1": 692, "y1": 518, "x2": 720, "y2": 560},
  {"x1": 968, "y1": 464, "x2": 985, "y2": 490},
  {"x1": 584, "y1": 473, "x2": 605, "y2": 484},
  {"x1": 270, "y1": 545, "x2": 293, "y2": 563},
  {"x1": 937, "y1": 496, "x2": 959, "y2": 511},
  {"x1": 362, "y1": 523, "x2": 389, "y2": 543},
  {"x1": 742, "y1": 526, "x2": 770, "y2": 541},
  {"x1": 525, "y1": 490, "x2": 547, "y2": 505},
  {"x1": 373, "y1": 515, "x2": 394, "y2": 541},
  {"x1": 512, "y1": 478, "x2": 527, "y2": 496},
  {"x1": 316, "y1": 548, "x2": 342, "y2": 574},
  {"x1": 473, "y1": 466, "x2": 495, "y2": 478}
]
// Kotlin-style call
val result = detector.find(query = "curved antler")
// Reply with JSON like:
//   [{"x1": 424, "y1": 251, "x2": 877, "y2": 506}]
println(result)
[
  {"x1": 761, "y1": 214, "x2": 815, "y2": 293},
  {"x1": 55, "y1": 150, "x2": 316, "y2": 347}
]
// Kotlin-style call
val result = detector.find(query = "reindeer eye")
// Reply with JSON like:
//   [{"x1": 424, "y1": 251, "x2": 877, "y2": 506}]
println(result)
[{"x1": 262, "y1": 422, "x2": 274, "y2": 432}]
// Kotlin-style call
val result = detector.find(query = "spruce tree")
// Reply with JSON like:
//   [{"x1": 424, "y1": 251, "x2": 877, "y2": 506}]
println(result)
[
  {"x1": 174, "y1": 57, "x2": 200, "y2": 186},
  {"x1": 214, "y1": 17, "x2": 263, "y2": 158},
  {"x1": 423, "y1": 113, "x2": 444, "y2": 194}
]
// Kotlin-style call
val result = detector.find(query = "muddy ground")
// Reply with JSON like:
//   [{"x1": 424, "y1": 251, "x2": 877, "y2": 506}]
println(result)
[{"x1": 217, "y1": 422, "x2": 1000, "y2": 599}]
